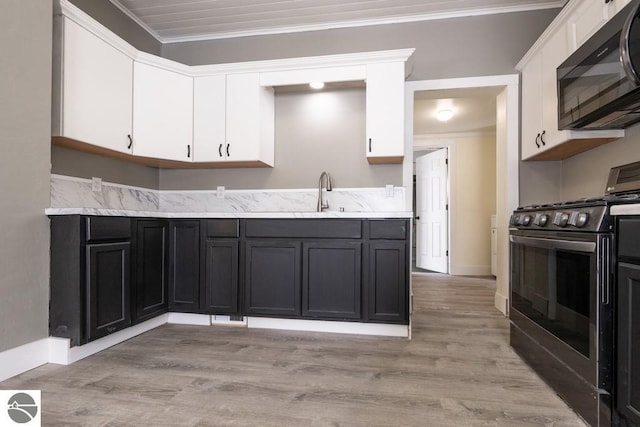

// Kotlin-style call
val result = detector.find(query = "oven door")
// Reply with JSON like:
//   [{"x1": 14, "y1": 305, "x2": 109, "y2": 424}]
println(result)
[{"x1": 509, "y1": 229, "x2": 612, "y2": 390}]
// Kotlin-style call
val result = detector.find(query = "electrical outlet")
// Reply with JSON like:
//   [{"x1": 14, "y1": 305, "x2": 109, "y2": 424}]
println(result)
[
  {"x1": 91, "y1": 177, "x2": 102, "y2": 192},
  {"x1": 217, "y1": 186, "x2": 225, "y2": 199},
  {"x1": 385, "y1": 184, "x2": 394, "y2": 197}
]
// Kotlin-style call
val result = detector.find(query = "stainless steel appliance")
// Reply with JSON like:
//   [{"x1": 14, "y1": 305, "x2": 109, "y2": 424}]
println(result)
[
  {"x1": 510, "y1": 161, "x2": 640, "y2": 426},
  {"x1": 510, "y1": 201, "x2": 614, "y2": 427},
  {"x1": 557, "y1": 1, "x2": 640, "y2": 130}
]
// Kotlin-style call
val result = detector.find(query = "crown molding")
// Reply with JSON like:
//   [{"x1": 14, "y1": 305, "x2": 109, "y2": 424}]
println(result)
[
  {"x1": 108, "y1": 0, "x2": 163, "y2": 43},
  {"x1": 59, "y1": 0, "x2": 138, "y2": 59},
  {"x1": 88, "y1": 0, "x2": 564, "y2": 45}
]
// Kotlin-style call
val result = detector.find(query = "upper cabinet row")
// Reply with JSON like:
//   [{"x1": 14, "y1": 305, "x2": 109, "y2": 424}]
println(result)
[
  {"x1": 518, "y1": 0, "x2": 629, "y2": 161},
  {"x1": 53, "y1": 2, "x2": 413, "y2": 168}
]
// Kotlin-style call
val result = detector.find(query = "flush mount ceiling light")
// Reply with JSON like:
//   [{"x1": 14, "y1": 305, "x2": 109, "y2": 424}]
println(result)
[
  {"x1": 436, "y1": 108, "x2": 454, "y2": 122},
  {"x1": 309, "y1": 81, "x2": 325, "y2": 89}
]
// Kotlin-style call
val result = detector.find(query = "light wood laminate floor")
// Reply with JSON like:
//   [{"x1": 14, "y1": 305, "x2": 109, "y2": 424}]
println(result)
[{"x1": 1, "y1": 274, "x2": 586, "y2": 426}]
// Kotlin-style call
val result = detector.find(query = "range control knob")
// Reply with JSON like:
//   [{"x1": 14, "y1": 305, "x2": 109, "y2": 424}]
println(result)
[
  {"x1": 570, "y1": 212, "x2": 589, "y2": 228},
  {"x1": 554, "y1": 212, "x2": 570, "y2": 227},
  {"x1": 522, "y1": 215, "x2": 532, "y2": 226},
  {"x1": 509, "y1": 214, "x2": 519, "y2": 226},
  {"x1": 534, "y1": 214, "x2": 549, "y2": 227}
]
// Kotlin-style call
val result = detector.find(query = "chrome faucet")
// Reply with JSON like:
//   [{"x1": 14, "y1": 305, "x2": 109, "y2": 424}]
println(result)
[{"x1": 317, "y1": 171, "x2": 333, "y2": 212}]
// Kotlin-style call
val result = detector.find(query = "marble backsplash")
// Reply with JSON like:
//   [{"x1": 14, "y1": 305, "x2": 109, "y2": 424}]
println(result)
[{"x1": 50, "y1": 175, "x2": 406, "y2": 213}]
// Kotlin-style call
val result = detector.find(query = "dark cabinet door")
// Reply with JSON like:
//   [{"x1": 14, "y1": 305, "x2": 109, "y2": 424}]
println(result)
[
  {"x1": 368, "y1": 240, "x2": 408, "y2": 323},
  {"x1": 87, "y1": 242, "x2": 131, "y2": 341},
  {"x1": 617, "y1": 263, "x2": 640, "y2": 426},
  {"x1": 203, "y1": 238, "x2": 239, "y2": 314},
  {"x1": 302, "y1": 241, "x2": 361, "y2": 319},
  {"x1": 245, "y1": 240, "x2": 301, "y2": 317},
  {"x1": 169, "y1": 220, "x2": 201, "y2": 312},
  {"x1": 133, "y1": 220, "x2": 168, "y2": 323}
]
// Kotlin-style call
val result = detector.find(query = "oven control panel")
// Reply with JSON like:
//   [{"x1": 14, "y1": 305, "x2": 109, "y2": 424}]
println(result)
[{"x1": 510, "y1": 205, "x2": 609, "y2": 232}]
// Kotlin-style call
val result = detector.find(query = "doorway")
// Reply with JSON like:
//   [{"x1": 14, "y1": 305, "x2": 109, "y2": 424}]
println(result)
[{"x1": 403, "y1": 75, "x2": 520, "y2": 315}]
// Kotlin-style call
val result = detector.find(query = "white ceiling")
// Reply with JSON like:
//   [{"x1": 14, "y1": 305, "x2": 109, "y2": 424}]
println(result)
[
  {"x1": 413, "y1": 87, "x2": 502, "y2": 135},
  {"x1": 109, "y1": 0, "x2": 565, "y2": 43}
]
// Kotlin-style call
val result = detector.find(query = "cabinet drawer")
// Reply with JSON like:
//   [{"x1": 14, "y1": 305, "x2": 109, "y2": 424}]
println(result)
[
  {"x1": 206, "y1": 219, "x2": 239, "y2": 237},
  {"x1": 86, "y1": 216, "x2": 131, "y2": 242},
  {"x1": 245, "y1": 219, "x2": 362, "y2": 239},
  {"x1": 369, "y1": 220, "x2": 407, "y2": 240},
  {"x1": 618, "y1": 218, "x2": 640, "y2": 259}
]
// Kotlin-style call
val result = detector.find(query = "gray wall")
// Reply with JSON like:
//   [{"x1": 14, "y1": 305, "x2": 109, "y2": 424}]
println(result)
[
  {"x1": 562, "y1": 125, "x2": 640, "y2": 199},
  {"x1": 68, "y1": 0, "x2": 161, "y2": 55},
  {"x1": 159, "y1": 9, "x2": 557, "y2": 191},
  {"x1": 52, "y1": 146, "x2": 160, "y2": 189},
  {"x1": 160, "y1": 88, "x2": 401, "y2": 190},
  {"x1": 0, "y1": 1, "x2": 52, "y2": 352},
  {"x1": 162, "y1": 9, "x2": 559, "y2": 81}
]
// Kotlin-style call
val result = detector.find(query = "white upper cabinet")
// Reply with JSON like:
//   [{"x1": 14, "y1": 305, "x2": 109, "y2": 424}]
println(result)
[
  {"x1": 518, "y1": 0, "x2": 625, "y2": 161},
  {"x1": 193, "y1": 74, "x2": 274, "y2": 165},
  {"x1": 193, "y1": 75, "x2": 226, "y2": 162},
  {"x1": 225, "y1": 74, "x2": 275, "y2": 166},
  {"x1": 568, "y1": 0, "x2": 632, "y2": 52},
  {"x1": 366, "y1": 62, "x2": 405, "y2": 164},
  {"x1": 54, "y1": 17, "x2": 133, "y2": 154},
  {"x1": 133, "y1": 61, "x2": 194, "y2": 162}
]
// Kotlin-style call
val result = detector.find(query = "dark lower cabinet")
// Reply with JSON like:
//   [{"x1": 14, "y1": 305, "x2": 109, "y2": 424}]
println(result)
[
  {"x1": 302, "y1": 241, "x2": 361, "y2": 319},
  {"x1": 87, "y1": 242, "x2": 131, "y2": 341},
  {"x1": 50, "y1": 215, "x2": 133, "y2": 346},
  {"x1": 245, "y1": 240, "x2": 301, "y2": 316},
  {"x1": 616, "y1": 263, "x2": 640, "y2": 426},
  {"x1": 368, "y1": 240, "x2": 407, "y2": 323},
  {"x1": 169, "y1": 220, "x2": 201, "y2": 312},
  {"x1": 132, "y1": 220, "x2": 168, "y2": 324},
  {"x1": 203, "y1": 239, "x2": 239, "y2": 314}
]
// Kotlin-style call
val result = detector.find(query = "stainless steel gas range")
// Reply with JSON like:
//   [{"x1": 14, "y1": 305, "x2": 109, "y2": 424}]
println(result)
[{"x1": 509, "y1": 162, "x2": 640, "y2": 427}]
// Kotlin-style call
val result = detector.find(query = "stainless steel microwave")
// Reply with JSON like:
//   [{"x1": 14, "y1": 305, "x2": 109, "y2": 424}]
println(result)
[{"x1": 557, "y1": 1, "x2": 640, "y2": 130}]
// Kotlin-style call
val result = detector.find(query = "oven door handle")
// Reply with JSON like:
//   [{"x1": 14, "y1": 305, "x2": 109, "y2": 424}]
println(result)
[{"x1": 509, "y1": 235, "x2": 596, "y2": 253}]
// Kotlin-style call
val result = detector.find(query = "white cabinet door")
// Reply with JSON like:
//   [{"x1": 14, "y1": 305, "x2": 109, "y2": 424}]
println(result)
[
  {"x1": 520, "y1": 51, "x2": 543, "y2": 160},
  {"x1": 133, "y1": 62, "x2": 193, "y2": 162},
  {"x1": 365, "y1": 62, "x2": 405, "y2": 163},
  {"x1": 193, "y1": 75, "x2": 226, "y2": 162},
  {"x1": 568, "y1": 0, "x2": 632, "y2": 52},
  {"x1": 226, "y1": 73, "x2": 275, "y2": 166},
  {"x1": 541, "y1": 27, "x2": 570, "y2": 148},
  {"x1": 60, "y1": 18, "x2": 133, "y2": 154}
]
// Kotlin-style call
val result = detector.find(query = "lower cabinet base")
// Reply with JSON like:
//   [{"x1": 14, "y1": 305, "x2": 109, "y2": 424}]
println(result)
[{"x1": 49, "y1": 313, "x2": 409, "y2": 366}]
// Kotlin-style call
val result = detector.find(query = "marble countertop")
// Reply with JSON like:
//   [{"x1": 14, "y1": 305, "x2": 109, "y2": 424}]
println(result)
[
  {"x1": 610, "y1": 204, "x2": 640, "y2": 216},
  {"x1": 45, "y1": 208, "x2": 414, "y2": 219}
]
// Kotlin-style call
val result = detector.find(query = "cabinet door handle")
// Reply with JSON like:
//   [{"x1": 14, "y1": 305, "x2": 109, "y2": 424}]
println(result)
[
  {"x1": 540, "y1": 130, "x2": 546, "y2": 146},
  {"x1": 226, "y1": 143, "x2": 230, "y2": 157},
  {"x1": 219, "y1": 143, "x2": 223, "y2": 157},
  {"x1": 127, "y1": 134, "x2": 133, "y2": 150},
  {"x1": 368, "y1": 138, "x2": 372, "y2": 152},
  {"x1": 535, "y1": 133, "x2": 540, "y2": 148},
  {"x1": 415, "y1": 216, "x2": 420, "y2": 220},
  {"x1": 187, "y1": 145, "x2": 191, "y2": 158}
]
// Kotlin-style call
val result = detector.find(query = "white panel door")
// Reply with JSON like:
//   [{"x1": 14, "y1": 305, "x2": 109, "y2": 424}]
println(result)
[
  {"x1": 193, "y1": 75, "x2": 226, "y2": 162},
  {"x1": 62, "y1": 18, "x2": 133, "y2": 154},
  {"x1": 133, "y1": 62, "x2": 193, "y2": 162},
  {"x1": 416, "y1": 149, "x2": 449, "y2": 273}
]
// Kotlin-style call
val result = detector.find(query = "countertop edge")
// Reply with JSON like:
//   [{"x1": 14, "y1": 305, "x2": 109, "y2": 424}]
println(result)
[{"x1": 45, "y1": 208, "x2": 414, "y2": 219}]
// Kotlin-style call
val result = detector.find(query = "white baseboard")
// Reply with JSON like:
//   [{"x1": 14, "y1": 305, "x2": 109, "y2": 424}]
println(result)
[
  {"x1": 0, "y1": 338, "x2": 50, "y2": 382},
  {"x1": 0, "y1": 313, "x2": 409, "y2": 382},
  {"x1": 494, "y1": 291, "x2": 509, "y2": 316},
  {"x1": 247, "y1": 317, "x2": 409, "y2": 338},
  {"x1": 167, "y1": 312, "x2": 211, "y2": 325},
  {"x1": 450, "y1": 265, "x2": 492, "y2": 276},
  {"x1": 49, "y1": 314, "x2": 170, "y2": 366}
]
